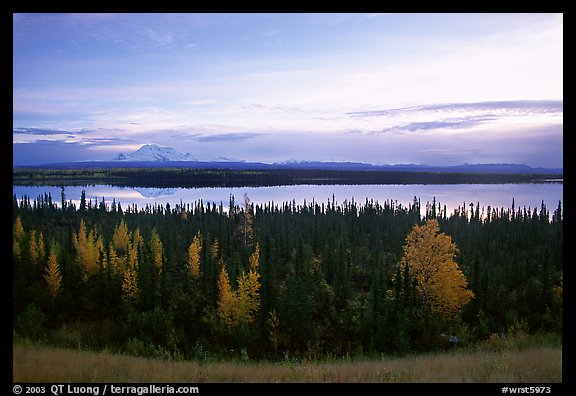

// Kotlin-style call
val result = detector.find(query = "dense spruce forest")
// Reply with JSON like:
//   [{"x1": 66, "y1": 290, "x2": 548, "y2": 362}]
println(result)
[
  {"x1": 12, "y1": 167, "x2": 563, "y2": 188},
  {"x1": 13, "y1": 190, "x2": 563, "y2": 361}
]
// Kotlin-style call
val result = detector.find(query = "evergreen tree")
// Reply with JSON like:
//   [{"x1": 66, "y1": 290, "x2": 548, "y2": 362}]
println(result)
[
  {"x1": 240, "y1": 193, "x2": 254, "y2": 246},
  {"x1": 11, "y1": 187, "x2": 563, "y2": 358}
]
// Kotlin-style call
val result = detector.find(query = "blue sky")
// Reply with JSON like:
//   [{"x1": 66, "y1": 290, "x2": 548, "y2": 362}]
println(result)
[{"x1": 13, "y1": 13, "x2": 563, "y2": 167}]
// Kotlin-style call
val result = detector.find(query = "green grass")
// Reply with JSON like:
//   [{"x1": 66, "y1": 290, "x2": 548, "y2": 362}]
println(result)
[{"x1": 13, "y1": 341, "x2": 562, "y2": 383}]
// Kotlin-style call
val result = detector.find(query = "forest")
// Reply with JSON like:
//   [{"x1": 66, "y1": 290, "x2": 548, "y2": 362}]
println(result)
[
  {"x1": 12, "y1": 190, "x2": 563, "y2": 361},
  {"x1": 12, "y1": 166, "x2": 562, "y2": 188}
]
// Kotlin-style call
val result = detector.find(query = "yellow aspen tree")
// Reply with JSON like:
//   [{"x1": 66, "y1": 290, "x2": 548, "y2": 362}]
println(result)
[
  {"x1": 121, "y1": 234, "x2": 139, "y2": 302},
  {"x1": 235, "y1": 273, "x2": 261, "y2": 324},
  {"x1": 122, "y1": 259, "x2": 139, "y2": 302},
  {"x1": 126, "y1": 242, "x2": 138, "y2": 271},
  {"x1": 187, "y1": 231, "x2": 202, "y2": 279},
  {"x1": 73, "y1": 219, "x2": 100, "y2": 280},
  {"x1": 37, "y1": 232, "x2": 45, "y2": 263},
  {"x1": 216, "y1": 245, "x2": 262, "y2": 330},
  {"x1": 149, "y1": 228, "x2": 163, "y2": 274},
  {"x1": 132, "y1": 227, "x2": 144, "y2": 250},
  {"x1": 112, "y1": 219, "x2": 131, "y2": 255},
  {"x1": 246, "y1": 243, "x2": 261, "y2": 318},
  {"x1": 44, "y1": 244, "x2": 62, "y2": 309},
  {"x1": 107, "y1": 242, "x2": 121, "y2": 274},
  {"x1": 249, "y1": 242, "x2": 260, "y2": 272},
  {"x1": 217, "y1": 262, "x2": 237, "y2": 328},
  {"x1": 13, "y1": 216, "x2": 26, "y2": 261},
  {"x1": 13, "y1": 216, "x2": 25, "y2": 239},
  {"x1": 401, "y1": 219, "x2": 474, "y2": 319},
  {"x1": 235, "y1": 273, "x2": 253, "y2": 323},
  {"x1": 84, "y1": 231, "x2": 101, "y2": 279},
  {"x1": 13, "y1": 236, "x2": 22, "y2": 262},
  {"x1": 73, "y1": 219, "x2": 87, "y2": 270},
  {"x1": 28, "y1": 229, "x2": 38, "y2": 266},
  {"x1": 230, "y1": 244, "x2": 262, "y2": 326}
]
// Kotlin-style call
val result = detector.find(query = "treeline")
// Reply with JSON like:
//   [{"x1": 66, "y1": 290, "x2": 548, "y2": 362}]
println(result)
[
  {"x1": 13, "y1": 167, "x2": 563, "y2": 188},
  {"x1": 13, "y1": 192, "x2": 562, "y2": 360}
]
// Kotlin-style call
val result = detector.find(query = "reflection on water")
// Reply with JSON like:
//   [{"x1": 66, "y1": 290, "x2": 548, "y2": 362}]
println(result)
[
  {"x1": 134, "y1": 188, "x2": 177, "y2": 199},
  {"x1": 13, "y1": 183, "x2": 563, "y2": 218}
]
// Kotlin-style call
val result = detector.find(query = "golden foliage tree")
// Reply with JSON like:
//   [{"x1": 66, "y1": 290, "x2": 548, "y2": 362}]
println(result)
[
  {"x1": 126, "y1": 242, "x2": 138, "y2": 271},
  {"x1": 44, "y1": 244, "x2": 62, "y2": 309},
  {"x1": 13, "y1": 216, "x2": 25, "y2": 239},
  {"x1": 235, "y1": 272, "x2": 258, "y2": 324},
  {"x1": 132, "y1": 227, "x2": 144, "y2": 251},
  {"x1": 28, "y1": 229, "x2": 38, "y2": 266},
  {"x1": 217, "y1": 262, "x2": 237, "y2": 329},
  {"x1": 233, "y1": 245, "x2": 262, "y2": 326},
  {"x1": 149, "y1": 228, "x2": 163, "y2": 274},
  {"x1": 249, "y1": 242, "x2": 260, "y2": 272},
  {"x1": 108, "y1": 220, "x2": 140, "y2": 302},
  {"x1": 187, "y1": 231, "x2": 202, "y2": 279},
  {"x1": 106, "y1": 242, "x2": 121, "y2": 274},
  {"x1": 217, "y1": 245, "x2": 262, "y2": 329},
  {"x1": 13, "y1": 216, "x2": 26, "y2": 261},
  {"x1": 37, "y1": 232, "x2": 45, "y2": 264},
  {"x1": 73, "y1": 219, "x2": 101, "y2": 280},
  {"x1": 243, "y1": 243, "x2": 261, "y2": 320},
  {"x1": 401, "y1": 219, "x2": 474, "y2": 319},
  {"x1": 122, "y1": 258, "x2": 139, "y2": 302},
  {"x1": 28, "y1": 229, "x2": 47, "y2": 268},
  {"x1": 112, "y1": 219, "x2": 131, "y2": 255}
]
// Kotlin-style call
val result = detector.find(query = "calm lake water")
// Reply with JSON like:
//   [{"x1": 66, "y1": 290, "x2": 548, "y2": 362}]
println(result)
[{"x1": 13, "y1": 183, "x2": 563, "y2": 218}]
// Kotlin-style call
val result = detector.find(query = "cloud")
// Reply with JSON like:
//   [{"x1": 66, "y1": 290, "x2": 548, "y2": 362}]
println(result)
[
  {"x1": 13, "y1": 140, "x2": 107, "y2": 165},
  {"x1": 143, "y1": 27, "x2": 175, "y2": 47},
  {"x1": 13, "y1": 15, "x2": 562, "y2": 168},
  {"x1": 12, "y1": 126, "x2": 141, "y2": 151},
  {"x1": 193, "y1": 133, "x2": 263, "y2": 143},
  {"x1": 182, "y1": 99, "x2": 219, "y2": 106},
  {"x1": 346, "y1": 100, "x2": 563, "y2": 135},
  {"x1": 347, "y1": 100, "x2": 563, "y2": 118},
  {"x1": 375, "y1": 118, "x2": 497, "y2": 134},
  {"x1": 13, "y1": 127, "x2": 93, "y2": 135}
]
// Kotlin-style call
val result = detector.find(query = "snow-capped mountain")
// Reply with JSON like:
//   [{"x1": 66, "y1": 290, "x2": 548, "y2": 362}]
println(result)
[{"x1": 115, "y1": 144, "x2": 195, "y2": 162}]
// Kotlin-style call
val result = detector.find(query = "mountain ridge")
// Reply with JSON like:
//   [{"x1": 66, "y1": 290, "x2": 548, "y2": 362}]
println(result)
[
  {"x1": 115, "y1": 144, "x2": 195, "y2": 162},
  {"x1": 96, "y1": 144, "x2": 564, "y2": 174},
  {"x1": 19, "y1": 159, "x2": 563, "y2": 175}
]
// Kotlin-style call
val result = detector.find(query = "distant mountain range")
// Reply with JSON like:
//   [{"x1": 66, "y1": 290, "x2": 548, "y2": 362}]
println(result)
[
  {"x1": 22, "y1": 144, "x2": 562, "y2": 175},
  {"x1": 115, "y1": 144, "x2": 195, "y2": 162}
]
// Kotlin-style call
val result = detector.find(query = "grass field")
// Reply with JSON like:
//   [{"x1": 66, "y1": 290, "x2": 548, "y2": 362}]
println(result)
[{"x1": 13, "y1": 342, "x2": 562, "y2": 383}]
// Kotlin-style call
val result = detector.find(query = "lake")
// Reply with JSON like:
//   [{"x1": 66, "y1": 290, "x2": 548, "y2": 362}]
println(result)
[{"x1": 13, "y1": 182, "x2": 563, "y2": 218}]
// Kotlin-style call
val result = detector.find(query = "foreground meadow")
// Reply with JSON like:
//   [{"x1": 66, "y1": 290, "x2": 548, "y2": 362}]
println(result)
[{"x1": 13, "y1": 342, "x2": 561, "y2": 383}]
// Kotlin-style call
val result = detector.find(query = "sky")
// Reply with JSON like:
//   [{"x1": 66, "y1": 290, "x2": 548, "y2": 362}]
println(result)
[{"x1": 13, "y1": 13, "x2": 563, "y2": 167}]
